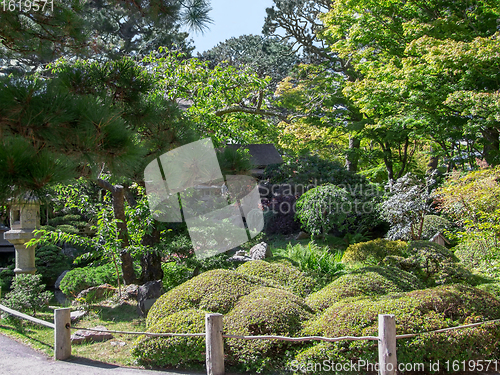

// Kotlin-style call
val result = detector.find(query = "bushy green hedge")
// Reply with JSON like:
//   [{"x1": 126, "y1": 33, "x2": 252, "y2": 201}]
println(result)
[
  {"x1": 306, "y1": 266, "x2": 423, "y2": 312},
  {"x1": 385, "y1": 241, "x2": 473, "y2": 286},
  {"x1": 342, "y1": 239, "x2": 408, "y2": 265},
  {"x1": 59, "y1": 263, "x2": 118, "y2": 297},
  {"x1": 146, "y1": 269, "x2": 269, "y2": 327},
  {"x1": 235, "y1": 260, "x2": 315, "y2": 297},
  {"x1": 132, "y1": 309, "x2": 206, "y2": 368},
  {"x1": 225, "y1": 287, "x2": 313, "y2": 373},
  {"x1": 35, "y1": 244, "x2": 72, "y2": 287},
  {"x1": 296, "y1": 284, "x2": 500, "y2": 374}
]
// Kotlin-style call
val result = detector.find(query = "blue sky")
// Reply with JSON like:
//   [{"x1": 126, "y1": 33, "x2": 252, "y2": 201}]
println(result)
[{"x1": 189, "y1": 0, "x2": 275, "y2": 54}]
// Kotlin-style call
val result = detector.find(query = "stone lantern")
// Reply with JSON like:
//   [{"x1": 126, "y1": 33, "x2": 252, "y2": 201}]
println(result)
[{"x1": 4, "y1": 197, "x2": 40, "y2": 275}]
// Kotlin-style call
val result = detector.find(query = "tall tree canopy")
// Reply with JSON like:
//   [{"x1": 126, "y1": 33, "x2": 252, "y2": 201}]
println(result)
[{"x1": 0, "y1": 0, "x2": 212, "y2": 70}]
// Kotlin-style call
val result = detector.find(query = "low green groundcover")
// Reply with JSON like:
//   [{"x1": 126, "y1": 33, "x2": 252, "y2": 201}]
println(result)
[
  {"x1": 235, "y1": 260, "x2": 316, "y2": 297},
  {"x1": 306, "y1": 266, "x2": 423, "y2": 312},
  {"x1": 296, "y1": 284, "x2": 500, "y2": 374}
]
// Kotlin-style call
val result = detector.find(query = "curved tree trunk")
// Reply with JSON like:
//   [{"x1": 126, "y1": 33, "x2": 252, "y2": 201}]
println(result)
[{"x1": 96, "y1": 179, "x2": 136, "y2": 285}]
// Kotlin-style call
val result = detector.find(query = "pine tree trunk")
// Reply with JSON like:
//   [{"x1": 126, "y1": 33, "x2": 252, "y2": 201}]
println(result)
[{"x1": 482, "y1": 127, "x2": 500, "y2": 166}]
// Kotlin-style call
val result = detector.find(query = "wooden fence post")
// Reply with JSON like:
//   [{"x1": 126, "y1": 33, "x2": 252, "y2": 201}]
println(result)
[
  {"x1": 54, "y1": 308, "x2": 71, "y2": 360},
  {"x1": 378, "y1": 314, "x2": 397, "y2": 375},
  {"x1": 205, "y1": 313, "x2": 224, "y2": 375}
]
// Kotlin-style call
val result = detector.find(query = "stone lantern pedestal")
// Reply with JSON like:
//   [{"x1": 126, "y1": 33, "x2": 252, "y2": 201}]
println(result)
[{"x1": 4, "y1": 198, "x2": 40, "y2": 275}]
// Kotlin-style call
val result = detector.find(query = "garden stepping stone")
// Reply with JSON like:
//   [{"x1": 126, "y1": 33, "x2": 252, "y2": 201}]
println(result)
[{"x1": 71, "y1": 326, "x2": 113, "y2": 344}]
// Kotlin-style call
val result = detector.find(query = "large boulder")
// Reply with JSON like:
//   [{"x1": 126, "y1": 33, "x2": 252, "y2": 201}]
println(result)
[
  {"x1": 137, "y1": 280, "x2": 163, "y2": 317},
  {"x1": 236, "y1": 260, "x2": 315, "y2": 297},
  {"x1": 249, "y1": 242, "x2": 272, "y2": 260}
]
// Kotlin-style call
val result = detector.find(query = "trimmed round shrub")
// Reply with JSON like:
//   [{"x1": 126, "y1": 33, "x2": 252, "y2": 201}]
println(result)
[
  {"x1": 296, "y1": 284, "x2": 500, "y2": 373},
  {"x1": 225, "y1": 287, "x2": 313, "y2": 373},
  {"x1": 235, "y1": 260, "x2": 315, "y2": 297},
  {"x1": 385, "y1": 241, "x2": 473, "y2": 286},
  {"x1": 59, "y1": 263, "x2": 118, "y2": 297},
  {"x1": 146, "y1": 269, "x2": 269, "y2": 327},
  {"x1": 342, "y1": 239, "x2": 408, "y2": 265},
  {"x1": 420, "y1": 214, "x2": 452, "y2": 240},
  {"x1": 306, "y1": 266, "x2": 423, "y2": 312},
  {"x1": 295, "y1": 184, "x2": 355, "y2": 237},
  {"x1": 132, "y1": 309, "x2": 206, "y2": 368}
]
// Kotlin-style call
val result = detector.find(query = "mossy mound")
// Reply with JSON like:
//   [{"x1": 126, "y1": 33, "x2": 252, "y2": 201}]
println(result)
[
  {"x1": 132, "y1": 309, "x2": 206, "y2": 368},
  {"x1": 297, "y1": 284, "x2": 500, "y2": 373},
  {"x1": 235, "y1": 260, "x2": 315, "y2": 297},
  {"x1": 385, "y1": 241, "x2": 473, "y2": 286},
  {"x1": 342, "y1": 239, "x2": 408, "y2": 265},
  {"x1": 306, "y1": 266, "x2": 423, "y2": 312},
  {"x1": 225, "y1": 287, "x2": 313, "y2": 373},
  {"x1": 147, "y1": 269, "x2": 267, "y2": 327}
]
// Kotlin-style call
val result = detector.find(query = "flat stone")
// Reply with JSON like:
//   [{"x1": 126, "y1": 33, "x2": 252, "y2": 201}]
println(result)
[
  {"x1": 295, "y1": 231, "x2": 310, "y2": 240},
  {"x1": 71, "y1": 325, "x2": 113, "y2": 345},
  {"x1": 70, "y1": 310, "x2": 87, "y2": 321}
]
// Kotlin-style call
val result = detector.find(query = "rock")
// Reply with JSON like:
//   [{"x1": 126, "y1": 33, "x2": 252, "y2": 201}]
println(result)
[
  {"x1": 137, "y1": 280, "x2": 163, "y2": 316},
  {"x1": 110, "y1": 341, "x2": 126, "y2": 347},
  {"x1": 249, "y1": 242, "x2": 272, "y2": 260},
  {"x1": 228, "y1": 254, "x2": 253, "y2": 262},
  {"x1": 70, "y1": 310, "x2": 87, "y2": 321},
  {"x1": 71, "y1": 326, "x2": 113, "y2": 344},
  {"x1": 296, "y1": 231, "x2": 310, "y2": 240},
  {"x1": 235, "y1": 250, "x2": 247, "y2": 256},
  {"x1": 121, "y1": 284, "x2": 139, "y2": 300},
  {"x1": 54, "y1": 270, "x2": 69, "y2": 290},
  {"x1": 73, "y1": 284, "x2": 116, "y2": 305}
]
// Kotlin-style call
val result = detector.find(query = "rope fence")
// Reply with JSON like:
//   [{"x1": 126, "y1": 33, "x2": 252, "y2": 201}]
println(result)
[{"x1": 2, "y1": 292, "x2": 500, "y2": 375}]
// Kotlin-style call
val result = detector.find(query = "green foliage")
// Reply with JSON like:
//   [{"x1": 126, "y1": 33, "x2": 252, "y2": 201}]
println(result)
[
  {"x1": 34, "y1": 244, "x2": 72, "y2": 287},
  {"x1": 385, "y1": 241, "x2": 473, "y2": 287},
  {"x1": 420, "y1": 214, "x2": 453, "y2": 240},
  {"x1": 306, "y1": 266, "x2": 423, "y2": 312},
  {"x1": 281, "y1": 242, "x2": 344, "y2": 286},
  {"x1": 201, "y1": 34, "x2": 299, "y2": 88},
  {"x1": 453, "y1": 232, "x2": 500, "y2": 279},
  {"x1": 342, "y1": 239, "x2": 408, "y2": 265},
  {"x1": 264, "y1": 155, "x2": 370, "y2": 189},
  {"x1": 0, "y1": 265, "x2": 15, "y2": 291},
  {"x1": 161, "y1": 262, "x2": 192, "y2": 292},
  {"x1": 2, "y1": 274, "x2": 52, "y2": 316},
  {"x1": 297, "y1": 285, "x2": 500, "y2": 373},
  {"x1": 235, "y1": 260, "x2": 315, "y2": 297},
  {"x1": 146, "y1": 269, "x2": 269, "y2": 327},
  {"x1": 59, "y1": 263, "x2": 118, "y2": 297},
  {"x1": 132, "y1": 309, "x2": 206, "y2": 368},
  {"x1": 216, "y1": 147, "x2": 253, "y2": 175},
  {"x1": 295, "y1": 183, "x2": 355, "y2": 237},
  {"x1": 225, "y1": 287, "x2": 313, "y2": 373},
  {"x1": 436, "y1": 167, "x2": 500, "y2": 238}
]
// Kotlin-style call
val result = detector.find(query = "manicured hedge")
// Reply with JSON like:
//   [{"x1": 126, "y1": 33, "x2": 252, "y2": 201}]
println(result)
[
  {"x1": 236, "y1": 260, "x2": 315, "y2": 297},
  {"x1": 306, "y1": 266, "x2": 423, "y2": 312},
  {"x1": 296, "y1": 284, "x2": 500, "y2": 374},
  {"x1": 132, "y1": 309, "x2": 206, "y2": 368},
  {"x1": 146, "y1": 269, "x2": 269, "y2": 327},
  {"x1": 225, "y1": 287, "x2": 313, "y2": 373}
]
